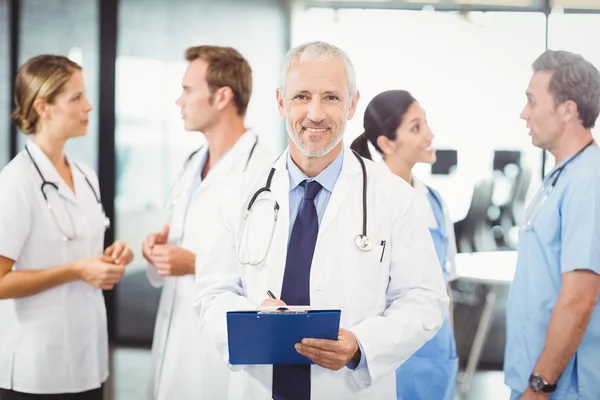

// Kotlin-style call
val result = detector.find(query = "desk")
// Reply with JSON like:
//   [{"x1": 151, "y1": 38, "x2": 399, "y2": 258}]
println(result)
[
  {"x1": 455, "y1": 251, "x2": 517, "y2": 284},
  {"x1": 454, "y1": 251, "x2": 517, "y2": 399}
]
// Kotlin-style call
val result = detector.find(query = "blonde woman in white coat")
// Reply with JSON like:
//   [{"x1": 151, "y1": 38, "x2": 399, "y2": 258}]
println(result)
[{"x1": 0, "y1": 55, "x2": 133, "y2": 400}]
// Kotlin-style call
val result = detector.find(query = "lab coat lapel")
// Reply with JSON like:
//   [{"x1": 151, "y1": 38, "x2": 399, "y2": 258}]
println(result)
[
  {"x1": 318, "y1": 147, "x2": 362, "y2": 234},
  {"x1": 193, "y1": 130, "x2": 258, "y2": 199},
  {"x1": 170, "y1": 147, "x2": 206, "y2": 243},
  {"x1": 266, "y1": 150, "x2": 290, "y2": 298},
  {"x1": 66, "y1": 159, "x2": 89, "y2": 208}
]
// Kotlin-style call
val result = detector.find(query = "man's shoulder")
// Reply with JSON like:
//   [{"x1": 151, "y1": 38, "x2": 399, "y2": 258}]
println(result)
[
  {"x1": 567, "y1": 146, "x2": 600, "y2": 187},
  {"x1": 362, "y1": 158, "x2": 416, "y2": 200}
]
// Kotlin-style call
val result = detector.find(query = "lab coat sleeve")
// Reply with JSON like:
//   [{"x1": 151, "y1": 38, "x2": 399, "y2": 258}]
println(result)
[
  {"x1": 443, "y1": 201, "x2": 459, "y2": 283},
  {"x1": 349, "y1": 191, "x2": 449, "y2": 387},
  {"x1": 0, "y1": 168, "x2": 33, "y2": 261},
  {"x1": 560, "y1": 172, "x2": 600, "y2": 275},
  {"x1": 146, "y1": 264, "x2": 165, "y2": 288},
  {"x1": 192, "y1": 184, "x2": 256, "y2": 370}
]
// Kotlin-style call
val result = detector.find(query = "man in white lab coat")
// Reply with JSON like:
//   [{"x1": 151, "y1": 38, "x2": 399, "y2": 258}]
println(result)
[
  {"x1": 192, "y1": 41, "x2": 449, "y2": 400},
  {"x1": 142, "y1": 45, "x2": 272, "y2": 400}
]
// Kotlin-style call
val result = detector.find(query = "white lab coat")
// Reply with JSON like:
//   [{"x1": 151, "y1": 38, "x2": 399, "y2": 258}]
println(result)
[
  {"x1": 0, "y1": 140, "x2": 108, "y2": 394},
  {"x1": 193, "y1": 146, "x2": 449, "y2": 400},
  {"x1": 146, "y1": 130, "x2": 273, "y2": 400},
  {"x1": 412, "y1": 177, "x2": 458, "y2": 282}
]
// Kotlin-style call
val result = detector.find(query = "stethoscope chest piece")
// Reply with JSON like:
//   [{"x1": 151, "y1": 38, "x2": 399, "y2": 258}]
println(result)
[{"x1": 355, "y1": 234, "x2": 372, "y2": 252}]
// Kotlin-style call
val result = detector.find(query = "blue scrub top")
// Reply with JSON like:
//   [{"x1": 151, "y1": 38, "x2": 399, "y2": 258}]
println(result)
[{"x1": 505, "y1": 146, "x2": 600, "y2": 399}]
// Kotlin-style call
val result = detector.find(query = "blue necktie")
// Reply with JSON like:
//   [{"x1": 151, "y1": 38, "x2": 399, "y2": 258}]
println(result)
[{"x1": 273, "y1": 180, "x2": 323, "y2": 400}]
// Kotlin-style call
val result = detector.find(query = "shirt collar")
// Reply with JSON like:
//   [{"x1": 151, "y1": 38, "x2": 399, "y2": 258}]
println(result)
[
  {"x1": 286, "y1": 147, "x2": 345, "y2": 193},
  {"x1": 412, "y1": 176, "x2": 429, "y2": 196}
]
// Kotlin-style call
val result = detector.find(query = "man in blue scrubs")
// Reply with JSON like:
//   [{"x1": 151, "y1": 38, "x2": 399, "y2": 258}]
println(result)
[{"x1": 505, "y1": 49, "x2": 600, "y2": 400}]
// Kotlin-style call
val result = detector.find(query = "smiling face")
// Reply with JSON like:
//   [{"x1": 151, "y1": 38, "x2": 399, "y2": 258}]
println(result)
[
  {"x1": 392, "y1": 101, "x2": 436, "y2": 164},
  {"x1": 377, "y1": 100, "x2": 436, "y2": 166},
  {"x1": 277, "y1": 57, "x2": 359, "y2": 159}
]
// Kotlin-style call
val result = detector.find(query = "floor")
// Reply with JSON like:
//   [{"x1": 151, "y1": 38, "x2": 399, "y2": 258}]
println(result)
[{"x1": 105, "y1": 347, "x2": 512, "y2": 400}]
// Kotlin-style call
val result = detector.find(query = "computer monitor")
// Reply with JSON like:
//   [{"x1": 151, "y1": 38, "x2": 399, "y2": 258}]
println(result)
[
  {"x1": 493, "y1": 150, "x2": 521, "y2": 173},
  {"x1": 432, "y1": 149, "x2": 458, "y2": 175}
]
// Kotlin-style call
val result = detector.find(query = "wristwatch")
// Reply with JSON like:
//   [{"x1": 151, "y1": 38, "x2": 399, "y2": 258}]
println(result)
[{"x1": 529, "y1": 373, "x2": 557, "y2": 393}]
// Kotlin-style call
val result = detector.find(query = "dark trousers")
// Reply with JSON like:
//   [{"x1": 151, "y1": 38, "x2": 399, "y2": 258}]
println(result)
[{"x1": 0, "y1": 386, "x2": 103, "y2": 400}]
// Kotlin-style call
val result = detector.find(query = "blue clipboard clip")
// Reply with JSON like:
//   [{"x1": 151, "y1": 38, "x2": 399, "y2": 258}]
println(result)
[
  {"x1": 226, "y1": 309, "x2": 341, "y2": 365},
  {"x1": 257, "y1": 305, "x2": 312, "y2": 314}
]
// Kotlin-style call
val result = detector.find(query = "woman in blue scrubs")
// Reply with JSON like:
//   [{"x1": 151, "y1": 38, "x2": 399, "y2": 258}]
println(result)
[{"x1": 350, "y1": 89, "x2": 458, "y2": 400}]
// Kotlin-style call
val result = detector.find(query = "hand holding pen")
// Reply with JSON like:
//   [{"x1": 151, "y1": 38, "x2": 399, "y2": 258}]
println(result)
[{"x1": 260, "y1": 290, "x2": 287, "y2": 307}]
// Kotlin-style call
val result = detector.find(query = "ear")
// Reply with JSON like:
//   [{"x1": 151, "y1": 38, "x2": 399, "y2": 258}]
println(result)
[
  {"x1": 214, "y1": 87, "x2": 234, "y2": 111},
  {"x1": 276, "y1": 88, "x2": 285, "y2": 119},
  {"x1": 376, "y1": 134, "x2": 395, "y2": 156},
  {"x1": 561, "y1": 99, "x2": 579, "y2": 123},
  {"x1": 32, "y1": 98, "x2": 49, "y2": 120},
  {"x1": 346, "y1": 90, "x2": 360, "y2": 120}
]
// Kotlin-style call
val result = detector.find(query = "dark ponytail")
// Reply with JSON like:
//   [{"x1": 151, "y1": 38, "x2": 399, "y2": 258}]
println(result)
[
  {"x1": 350, "y1": 133, "x2": 373, "y2": 160},
  {"x1": 353, "y1": 90, "x2": 417, "y2": 158}
]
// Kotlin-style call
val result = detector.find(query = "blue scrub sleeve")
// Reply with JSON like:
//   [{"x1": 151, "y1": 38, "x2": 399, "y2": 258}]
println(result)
[{"x1": 560, "y1": 174, "x2": 600, "y2": 275}]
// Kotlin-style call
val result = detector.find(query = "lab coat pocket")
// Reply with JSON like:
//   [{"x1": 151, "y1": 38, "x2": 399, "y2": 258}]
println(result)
[{"x1": 339, "y1": 242, "x2": 389, "y2": 319}]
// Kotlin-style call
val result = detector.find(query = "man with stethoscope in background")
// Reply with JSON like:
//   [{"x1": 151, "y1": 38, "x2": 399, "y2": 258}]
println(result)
[
  {"x1": 142, "y1": 45, "x2": 272, "y2": 400},
  {"x1": 192, "y1": 41, "x2": 449, "y2": 400},
  {"x1": 505, "y1": 49, "x2": 600, "y2": 400}
]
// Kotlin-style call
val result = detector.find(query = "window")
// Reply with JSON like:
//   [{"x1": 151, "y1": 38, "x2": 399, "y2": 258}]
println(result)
[
  {"x1": 551, "y1": 0, "x2": 600, "y2": 9},
  {"x1": 17, "y1": 0, "x2": 99, "y2": 168},
  {"x1": 292, "y1": 8, "x2": 546, "y2": 222},
  {"x1": 0, "y1": 0, "x2": 9, "y2": 168}
]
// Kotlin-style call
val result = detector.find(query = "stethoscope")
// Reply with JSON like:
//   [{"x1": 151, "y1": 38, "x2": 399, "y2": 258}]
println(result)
[
  {"x1": 237, "y1": 149, "x2": 371, "y2": 267},
  {"x1": 25, "y1": 146, "x2": 110, "y2": 242},
  {"x1": 164, "y1": 136, "x2": 259, "y2": 210},
  {"x1": 524, "y1": 139, "x2": 595, "y2": 230}
]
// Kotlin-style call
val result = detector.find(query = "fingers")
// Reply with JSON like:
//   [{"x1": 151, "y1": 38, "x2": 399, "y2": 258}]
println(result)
[
  {"x1": 160, "y1": 225, "x2": 170, "y2": 241},
  {"x1": 295, "y1": 343, "x2": 342, "y2": 370},
  {"x1": 147, "y1": 234, "x2": 158, "y2": 249},
  {"x1": 150, "y1": 245, "x2": 168, "y2": 257},
  {"x1": 114, "y1": 244, "x2": 132, "y2": 265},
  {"x1": 295, "y1": 338, "x2": 348, "y2": 370},
  {"x1": 300, "y1": 338, "x2": 341, "y2": 352},
  {"x1": 143, "y1": 233, "x2": 159, "y2": 256},
  {"x1": 98, "y1": 254, "x2": 115, "y2": 264},
  {"x1": 260, "y1": 299, "x2": 287, "y2": 307},
  {"x1": 109, "y1": 241, "x2": 125, "y2": 259},
  {"x1": 154, "y1": 262, "x2": 172, "y2": 276}
]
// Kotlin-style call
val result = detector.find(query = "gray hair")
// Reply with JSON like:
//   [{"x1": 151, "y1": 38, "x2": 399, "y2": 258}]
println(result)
[
  {"x1": 533, "y1": 49, "x2": 600, "y2": 129},
  {"x1": 280, "y1": 41, "x2": 356, "y2": 98}
]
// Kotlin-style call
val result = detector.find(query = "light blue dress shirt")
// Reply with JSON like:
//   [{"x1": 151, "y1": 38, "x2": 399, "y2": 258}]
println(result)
[
  {"x1": 286, "y1": 147, "x2": 367, "y2": 372},
  {"x1": 286, "y1": 148, "x2": 343, "y2": 233},
  {"x1": 505, "y1": 146, "x2": 600, "y2": 400}
]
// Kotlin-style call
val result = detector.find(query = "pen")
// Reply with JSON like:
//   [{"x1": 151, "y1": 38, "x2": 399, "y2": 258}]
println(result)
[{"x1": 267, "y1": 290, "x2": 276, "y2": 300}]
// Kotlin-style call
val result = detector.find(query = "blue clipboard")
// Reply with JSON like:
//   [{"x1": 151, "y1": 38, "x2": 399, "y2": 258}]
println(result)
[{"x1": 226, "y1": 309, "x2": 341, "y2": 365}]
